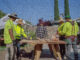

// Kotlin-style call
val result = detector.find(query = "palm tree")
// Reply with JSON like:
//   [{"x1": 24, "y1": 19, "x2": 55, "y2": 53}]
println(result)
[
  {"x1": 64, "y1": 0, "x2": 70, "y2": 18},
  {"x1": 54, "y1": 0, "x2": 60, "y2": 21}
]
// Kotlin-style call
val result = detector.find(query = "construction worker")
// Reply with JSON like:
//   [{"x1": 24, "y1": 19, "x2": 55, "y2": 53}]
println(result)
[
  {"x1": 34, "y1": 19, "x2": 47, "y2": 60},
  {"x1": 57, "y1": 19, "x2": 66, "y2": 59},
  {"x1": 14, "y1": 19, "x2": 27, "y2": 60},
  {"x1": 15, "y1": 19, "x2": 27, "y2": 39},
  {"x1": 71, "y1": 20, "x2": 79, "y2": 60},
  {"x1": 34, "y1": 19, "x2": 56, "y2": 60},
  {"x1": 62, "y1": 16, "x2": 78, "y2": 60},
  {"x1": 4, "y1": 13, "x2": 18, "y2": 60}
]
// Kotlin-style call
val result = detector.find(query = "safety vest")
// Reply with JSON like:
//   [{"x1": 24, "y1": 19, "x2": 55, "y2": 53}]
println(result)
[
  {"x1": 4, "y1": 19, "x2": 16, "y2": 44},
  {"x1": 14, "y1": 25, "x2": 27, "y2": 39},
  {"x1": 58, "y1": 23, "x2": 65, "y2": 35},
  {"x1": 62, "y1": 22, "x2": 72, "y2": 36},
  {"x1": 72, "y1": 22, "x2": 79, "y2": 36}
]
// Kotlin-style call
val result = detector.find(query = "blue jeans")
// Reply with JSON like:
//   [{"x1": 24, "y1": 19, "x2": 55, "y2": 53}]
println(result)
[
  {"x1": 16, "y1": 42, "x2": 20, "y2": 58},
  {"x1": 65, "y1": 37, "x2": 78, "y2": 57},
  {"x1": 16, "y1": 39, "x2": 21, "y2": 59}
]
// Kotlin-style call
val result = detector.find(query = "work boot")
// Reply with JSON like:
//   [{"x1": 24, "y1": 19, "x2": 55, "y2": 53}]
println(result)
[{"x1": 74, "y1": 53, "x2": 78, "y2": 60}]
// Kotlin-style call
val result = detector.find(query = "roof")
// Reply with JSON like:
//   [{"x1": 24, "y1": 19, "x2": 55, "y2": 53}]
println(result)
[{"x1": 0, "y1": 14, "x2": 10, "y2": 29}]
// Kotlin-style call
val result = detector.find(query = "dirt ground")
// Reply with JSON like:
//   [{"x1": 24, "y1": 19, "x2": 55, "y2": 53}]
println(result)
[
  {"x1": 1, "y1": 45, "x2": 80, "y2": 60},
  {"x1": 0, "y1": 44, "x2": 56, "y2": 60},
  {"x1": 0, "y1": 49, "x2": 55, "y2": 60}
]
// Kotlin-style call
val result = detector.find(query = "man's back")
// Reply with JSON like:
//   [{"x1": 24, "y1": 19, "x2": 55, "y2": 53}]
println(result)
[
  {"x1": 4, "y1": 19, "x2": 15, "y2": 44},
  {"x1": 36, "y1": 26, "x2": 47, "y2": 39},
  {"x1": 62, "y1": 22, "x2": 72, "y2": 36}
]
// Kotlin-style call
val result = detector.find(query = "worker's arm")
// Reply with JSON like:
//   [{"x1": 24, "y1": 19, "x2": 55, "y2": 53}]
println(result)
[
  {"x1": 58, "y1": 26, "x2": 62, "y2": 35},
  {"x1": 9, "y1": 29, "x2": 14, "y2": 40},
  {"x1": 22, "y1": 32, "x2": 27, "y2": 38},
  {"x1": 77, "y1": 24, "x2": 79, "y2": 33},
  {"x1": 21, "y1": 28, "x2": 28, "y2": 39},
  {"x1": 62, "y1": 24, "x2": 67, "y2": 35},
  {"x1": 0, "y1": 38, "x2": 4, "y2": 40}
]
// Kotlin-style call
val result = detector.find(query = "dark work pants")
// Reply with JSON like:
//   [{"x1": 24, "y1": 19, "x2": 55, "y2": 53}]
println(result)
[
  {"x1": 59, "y1": 35, "x2": 65, "y2": 58},
  {"x1": 16, "y1": 39, "x2": 21, "y2": 59},
  {"x1": 17, "y1": 43, "x2": 20, "y2": 58},
  {"x1": 59, "y1": 44, "x2": 65, "y2": 58}
]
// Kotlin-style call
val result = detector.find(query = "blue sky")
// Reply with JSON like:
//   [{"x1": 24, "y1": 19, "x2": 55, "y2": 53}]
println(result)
[{"x1": 0, "y1": 0, "x2": 80, "y2": 25}]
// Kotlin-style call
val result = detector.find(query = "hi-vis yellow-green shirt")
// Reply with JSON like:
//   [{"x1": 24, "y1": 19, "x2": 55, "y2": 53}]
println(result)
[
  {"x1": 58, "y1": 23, "x2": 65, "y2": 35},
  {"x1": 4, "y1": 19, "x2": 16, "y2": 44},
  {"x1": 62, "y1": 22, "x2": 72, "y2": 36},
  {"x1": 14, "y1": 25, "x2": 27, "y2": 39},
  {"x1": 72, "y1": 22, "x2": 79, "y2": 36}
]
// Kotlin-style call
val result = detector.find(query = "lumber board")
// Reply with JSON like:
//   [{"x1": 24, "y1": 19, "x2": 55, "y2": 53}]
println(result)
[{"x1": 20, "y1": 39, "x2": 66, "y2": 44}]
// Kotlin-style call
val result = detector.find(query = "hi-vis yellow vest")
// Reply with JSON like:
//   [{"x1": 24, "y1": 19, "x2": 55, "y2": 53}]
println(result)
[
  {"x1": 72, "y1": 22, "x2": 79, "y2": 36},
  {"x1": 62, "y1": 22, "x2": 72, "y2": 36},
  {"x1": 4, "y1": 20, "x2": 16, "y2": 44},
  {"x1": 58, "y1": 23, "x2": 65, "y2": 35},
  {"x1": 14, "y1": 25, "x2": 27, "y2": 39}
]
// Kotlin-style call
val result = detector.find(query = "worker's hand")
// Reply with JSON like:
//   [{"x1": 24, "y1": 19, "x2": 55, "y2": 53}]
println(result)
[
  {"x1": 51, "y1": 35, "x2": 59, "y2": 41},
  {"x1": 51, "y1": 35, "x2": 56, "y2": 40},
  {"x1": 0, "y1": 38, "x2": 4, "y2": 40}
]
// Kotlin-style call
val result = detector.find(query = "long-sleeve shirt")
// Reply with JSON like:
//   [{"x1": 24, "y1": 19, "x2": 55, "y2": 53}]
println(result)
[
  {"x1": 62, "y1": 22, "x2": 72, "y2": 36},
  {"x1": 14, "y1": 25, "x2": 27, "y2": 39},
  {"x1": 72, "y1": 22, "x2": 79, "y2": 36},
  {"x1": 4, "y1": 19, "x2": 16, "y2": 44},
  {"x1": 58, "y1": 23, "x2": 65, "y2": 35},
  {"x1": 36, "y1": 26, "x2": 48, "y2": 39}
]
